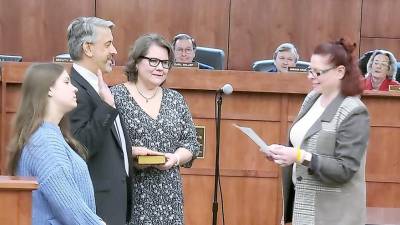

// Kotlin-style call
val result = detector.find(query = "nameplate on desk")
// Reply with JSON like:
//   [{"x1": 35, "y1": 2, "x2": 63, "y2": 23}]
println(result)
[
  {"x1": 195, "y1": 125, "x2": 205, "y2": 158},
  {"x1": 389, "y1": 85, "x2": 400, "y2": 92},
  {"x1": 53, "y1": 57, "x2": 73, "y2": 63},
  {"x1": 173, "y1": 62, "x2": 199, "y2": 68},
  {"x1": 288, "y1": 67, "x2": 307, "y2": 72}
]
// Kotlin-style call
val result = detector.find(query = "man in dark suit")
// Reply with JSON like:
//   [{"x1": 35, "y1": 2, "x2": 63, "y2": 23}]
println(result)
[
  {"x1": 268, "y1": 42, "x2": 299, "y2": 72},
  {"x1": 172, "y1": 33, "x2": 214, "y2": 70},
  {"x1": 67, "y1": 17, "x2": 132, "y2": 225}
]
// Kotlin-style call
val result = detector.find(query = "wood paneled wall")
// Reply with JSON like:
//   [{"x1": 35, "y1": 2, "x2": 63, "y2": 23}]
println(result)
[
  {"x1": 0, "y1": 0, "x2": 399, "y2": 69},
  {"x1": 360, "y1": 0, "x2": 400, "y2": 59},
  {"x1": 0, "y1": 0, "x2": 95, "y2": 62},
  {"x1": 96, "y1": 0, "x2": 230, "y2": 67},
  {"x1": 229, "y1": 0, "x2": 362, "y2": 70}
]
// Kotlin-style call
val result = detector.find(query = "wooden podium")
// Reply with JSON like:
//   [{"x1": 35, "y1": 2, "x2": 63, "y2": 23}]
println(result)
[
  {"x1": 0, "y1": 62, "x2": 399, "y2": 225},
  {"x1": 0, "y1": 176, "x2": 38, "y2": 225}
]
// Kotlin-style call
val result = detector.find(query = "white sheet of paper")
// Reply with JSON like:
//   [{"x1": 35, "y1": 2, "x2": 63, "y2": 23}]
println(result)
[{"x1": 233, "y1": 124, "x2": 269, "y2": 153}]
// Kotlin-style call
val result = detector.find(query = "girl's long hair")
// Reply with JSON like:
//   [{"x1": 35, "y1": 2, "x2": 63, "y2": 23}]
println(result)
[{"x1": 7, "y1": 63, "x2": 86, "y2": 175}]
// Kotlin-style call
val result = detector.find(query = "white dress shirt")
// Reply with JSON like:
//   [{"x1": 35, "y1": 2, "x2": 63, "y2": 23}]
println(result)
[{"x1": 290, "y1": 96, "x2": 325, "y2": 184}]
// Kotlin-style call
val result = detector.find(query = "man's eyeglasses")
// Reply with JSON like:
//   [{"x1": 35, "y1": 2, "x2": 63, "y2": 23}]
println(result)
[
  {"x1": 140, "y1": 56, "x2": 172, "y2": 69},
  {"x1": 175, "y1": 48, "x2": 194, "y2": 54},
  {"x1": 306, "y1": 66, "x2": 337, "y2": 77}
]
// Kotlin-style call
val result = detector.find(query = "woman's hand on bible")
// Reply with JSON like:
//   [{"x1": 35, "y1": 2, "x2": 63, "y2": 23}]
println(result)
[
  {"x1": 153, "y1": 153, "x2": 178, "y2": 171},
  {"x1": 132, "y1": 146, "x2": 164, "y2": 157},
  {"x1": 131, "y1": 146, "x2": 164, "y2": 170}
]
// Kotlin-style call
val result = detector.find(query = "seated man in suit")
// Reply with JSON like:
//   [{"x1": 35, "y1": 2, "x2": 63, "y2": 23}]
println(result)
[
  {"x1": 268, "y1": 43, "x2": 299, "y2": 72},
  {"x1": 172, "y1": 33, "x2": 214, "y2": 69}
]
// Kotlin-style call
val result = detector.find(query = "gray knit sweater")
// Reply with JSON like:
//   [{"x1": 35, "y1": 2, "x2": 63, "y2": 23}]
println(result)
[{"x1": 17, "y1": 121, "x2": 103, "y2": 225}]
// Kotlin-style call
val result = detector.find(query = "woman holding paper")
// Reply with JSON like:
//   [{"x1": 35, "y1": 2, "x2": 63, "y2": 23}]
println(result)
[
  {"x1": 110, "y1": 33, "x2": 200, "y2": 225},
  {"x1": 267, "y1": 38, "x2": 370, "y2": 225}
]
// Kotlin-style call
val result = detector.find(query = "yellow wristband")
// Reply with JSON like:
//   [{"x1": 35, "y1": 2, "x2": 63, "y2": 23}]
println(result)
[{"x1": 296, "y1": 147, "x2": 303, "y2": 163}]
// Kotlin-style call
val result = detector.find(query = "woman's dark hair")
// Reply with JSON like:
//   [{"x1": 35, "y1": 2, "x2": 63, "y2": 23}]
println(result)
[
  {"x1": 313, "y1": 38, "x2": 363, "y2": 96},
  {"x1": 125, "y1": 33, "x2": 174, "y2": 82}
]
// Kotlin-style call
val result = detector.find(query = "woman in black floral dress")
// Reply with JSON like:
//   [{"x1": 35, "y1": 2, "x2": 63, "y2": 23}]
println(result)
[{"x1": 111, "y1": 33, "x2": 200, "y2": 225}]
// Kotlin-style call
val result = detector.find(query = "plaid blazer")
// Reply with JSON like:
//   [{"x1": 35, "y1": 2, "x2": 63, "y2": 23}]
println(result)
[{"x1": 282, "y1": 91, "x2": 370, "y2": 225}]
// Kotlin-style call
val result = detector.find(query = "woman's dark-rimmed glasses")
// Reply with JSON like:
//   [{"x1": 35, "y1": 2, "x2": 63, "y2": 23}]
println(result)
[
  {"x1": 140, "y1": 56, "x2": 172, "y2": 69},
  {"x1": 306, "y1": 66, "x2": 337, "y2": 77}
]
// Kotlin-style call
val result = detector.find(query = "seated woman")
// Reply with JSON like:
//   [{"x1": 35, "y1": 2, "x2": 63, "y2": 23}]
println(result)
[
  {"x1": 364, "y1": 49, "x2": 399, "y2": 91},
  {"x1": 269, "y1": 43, "x2": 299, "y2": 72},
  {"x1": 7, "y1": 63, "x2": 105, "y2": 225}
]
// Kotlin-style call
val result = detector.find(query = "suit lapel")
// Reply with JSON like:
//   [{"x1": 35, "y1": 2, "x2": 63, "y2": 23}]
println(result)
[
  {"x1": 302, "y1": 93, "x2": 345, "y2": 141},
  {"x1": 71, "y1": 67, "x2": 103, "y2": 105},
  {"x1": 292, "y1": 92, "x2": 320, "y2": 125},
  {"x1": 288, "y1": 92, "x2": 320, "y2": 146},
  {"x1": 70, "y1": 67, "x2": 123, "y2": 149}
]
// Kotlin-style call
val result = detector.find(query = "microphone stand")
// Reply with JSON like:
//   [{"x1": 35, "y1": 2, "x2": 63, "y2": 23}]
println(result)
[{"x1": 212, "y1": 92, "x2": 223, "y2": 225}]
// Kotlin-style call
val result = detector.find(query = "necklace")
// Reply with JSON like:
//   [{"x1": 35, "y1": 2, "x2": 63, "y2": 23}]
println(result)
[{"x1": 136, "y1": 85, "x2": 159, "y2": 103}]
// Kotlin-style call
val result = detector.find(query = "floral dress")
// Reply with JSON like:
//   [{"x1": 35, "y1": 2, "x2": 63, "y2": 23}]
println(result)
[{"x1": 111, "y1": 84, "x2": 200, "y2": 225}]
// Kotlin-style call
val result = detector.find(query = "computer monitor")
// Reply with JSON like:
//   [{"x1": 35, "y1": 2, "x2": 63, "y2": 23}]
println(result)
[{"x1": 194, "y1": 46, "x2": 225, "y2": 70}]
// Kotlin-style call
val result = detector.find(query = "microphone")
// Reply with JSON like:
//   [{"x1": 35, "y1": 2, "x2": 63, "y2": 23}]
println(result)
[
  {"x1": 217, "y1": 84, "x2": 233, "y2": 95},
  {"x1": 213, "y1": 83, "x2": 233, "y2": 225}
]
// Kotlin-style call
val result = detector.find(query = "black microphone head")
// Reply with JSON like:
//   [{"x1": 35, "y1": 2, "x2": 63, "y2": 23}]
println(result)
[{"x1": 221, "y1": 84, "x2": 233, "y2": 95}]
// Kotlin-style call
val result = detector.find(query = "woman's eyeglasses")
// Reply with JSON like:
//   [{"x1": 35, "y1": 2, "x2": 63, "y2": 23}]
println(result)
[
  {"x1": 140, "y1": 56, "x2": 172, "y2": 69},
  {"x1": 306, "y1": 66, "x2": 336, "y2": 77},
  {"x1": 372, "y1": 61, "x2": 390, "y2": 67}
]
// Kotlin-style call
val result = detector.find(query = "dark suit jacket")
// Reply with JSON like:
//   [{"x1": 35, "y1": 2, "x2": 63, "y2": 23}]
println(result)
[
  {"x1": 198, "y1": 62, "x2": 214, "y2": 70},
  {"x1": 69, "y1": 67, "x2": 133, "y2": 225},
  {"x1": 266, "y1": 65, "x2": 278, "y2": 72}
]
